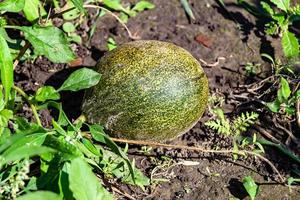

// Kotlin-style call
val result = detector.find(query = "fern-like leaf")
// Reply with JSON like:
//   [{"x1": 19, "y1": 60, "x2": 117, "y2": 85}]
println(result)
[{"x1": 233, "y1": 112, "x2": 259, "y2": 135}]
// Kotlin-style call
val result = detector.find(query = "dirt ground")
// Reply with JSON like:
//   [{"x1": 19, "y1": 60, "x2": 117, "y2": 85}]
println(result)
[{"x1": 14, "y1": 0, "x2": 300, "y2": 199}]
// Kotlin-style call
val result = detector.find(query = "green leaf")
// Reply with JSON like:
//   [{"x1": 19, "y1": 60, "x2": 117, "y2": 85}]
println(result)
[
  {"x1": 58, "y1": 68, "x2": 101, "y2": 92},
  {"x1": 0, "y1": 35, "x2": 13, "y2": 102},
  {"x1": 63, "y1": 1, "x2": 81, "y2": 20},
  {"x1": 70, "y1": 0, "x2": 85, "y2": 14},
  {"x1": 0, "y1": 109, "x2": 13, "y2": 127},
  {"x1": 278, "y1": 77, "x2": 291, "y2": 101},
  {"x1": 260, "y1": 2, "x2": 274, "y2": 16},
  {"x1": 43, "y1": 135, "x2": 82, "y2": 159},
  {"x1": 180, "y1": 0, "x2": 195, "y2": 20},
  {"x1": 0, "y1": 0, "x2": 25, "y2": 13},
  {"x1": 69, "y1": 157, "x2": 114, "y2": 200},
  {"x1": 270, "y1": 0, "x2": 290, "y2": 12},
  {"x1": 16, "y1": 191, "x2": 62, "y2": 200},
  {"x1": 17, "y1": 25, "x2": 75, "y2": 63},
  {"x1": 81, "y1": 138, "x2": 101, "y2": 156},
  {"x1": 132, "y1": 1, "x2": 155, "y2": 12},
  {"x1": 266, "y1": 99, "x2": 281, "y2": 112},
  {"x1": 89, "y1": 124, "x2": 136, "y2": 183},
  {"x1": 107, "y1": 37, "x2": 117, "y2": 51},
  {"x1": 103, "y1": 0, "x2": 126, "y2": 12},
  {"x1": 35, "y1": 86, "x2": 60, "y2": 102},
  {"x1": 243, "y1": 176, "x2": 259, "y2": 200},
  {"x1": 2, "y1": 146, "x2": 54, "y2": 166},
  {"x1": 22, "y1": 0, "x2": 46, "y2": 22},
  {"x1": 62, "y1": 22, "x2": 76, "y2": 33},
  {"x1": 282, "y1": 31, "x2": 299, "y2": 58}
]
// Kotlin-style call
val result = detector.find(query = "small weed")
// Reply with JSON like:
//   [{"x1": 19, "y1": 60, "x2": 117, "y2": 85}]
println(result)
[
  {"x1": 238, "y1": 0, "x2": 300, "y2": 58},
  {"x1": 243, "y1": 175, "x2": 259, "y2": 200}
]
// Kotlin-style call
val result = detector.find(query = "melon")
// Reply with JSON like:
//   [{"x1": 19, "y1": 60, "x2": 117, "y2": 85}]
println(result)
[{"x1": 82, "y1": 40, "x2": 209, "y2": 141}]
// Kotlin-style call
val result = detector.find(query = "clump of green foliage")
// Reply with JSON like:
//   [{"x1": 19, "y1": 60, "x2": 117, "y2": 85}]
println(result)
[
  {"x1": 238, "y1": 0, "x2": 300, "y2": 58},
  {"x1": 0, "y1": 0, "x2": 155, "y2": 199}
]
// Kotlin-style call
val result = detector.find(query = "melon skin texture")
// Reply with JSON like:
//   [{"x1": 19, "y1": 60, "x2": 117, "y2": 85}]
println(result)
[{"x1": 82, "y1": 40, "x2": 209, "y2": 141}]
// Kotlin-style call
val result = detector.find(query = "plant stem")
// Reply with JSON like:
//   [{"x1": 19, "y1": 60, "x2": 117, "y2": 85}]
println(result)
[
  {"x1": 110, "y1": 137, "x2": 286, "y2": 183},
  {"x1": 13, "y1": 40, "x2": 31, "y2": 69},
  {"x1": 12, "y1": 85, "x2": 42, "y2": 126}
]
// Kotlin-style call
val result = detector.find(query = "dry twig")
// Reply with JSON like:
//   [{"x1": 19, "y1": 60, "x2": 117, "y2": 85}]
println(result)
[
  {"x1": 111, "y1": 137, "x2": 285, "y2": 183},
  {"x1": 84, "y1": 5, "x2": 140, "y2": 40}
]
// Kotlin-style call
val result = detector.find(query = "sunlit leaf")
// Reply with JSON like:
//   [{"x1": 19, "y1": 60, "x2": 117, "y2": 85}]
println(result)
[
  {"x1": 0, "y1": 34, "x2": 13, "y2": 102},
  {"x1": 69, "y1": 157, "x2": 114, "y2": 200},
  {"x1": 58, "y1": 68, "x2": 101, "y2": 92}
]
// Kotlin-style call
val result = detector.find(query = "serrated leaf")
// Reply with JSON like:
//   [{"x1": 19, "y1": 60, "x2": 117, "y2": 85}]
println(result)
[
  {"x1": 69, "y1": 157, "x2": 114, "y2": 200},
  {"x1": 58, "y1": 68, "x2": 101, "y2": 92},
  {"x1": 243, "y1": 176, "x2": 259, "y2": 200},
  {"x1": 0, "y1": 34, "x2": 13, "y2": 102},
  {"x1": 35, "y1": 86, "x2": 60, "y2": 102},
  {"x1": 132, "y1": 1, "x2": 155, "y2": 12},
  {"x1": 23, "y1": 0, "x2": 46, "y2": 22},
  {"x1": 270, "y1": 0, "x2": 290, "y2": 12},
  {"x1": 282, "y1": 31, "x2": 299, "y2": 58},
  {"x1": 17, "y1": 25, "x2": 75, "y2": 63},
  {"x1": 16, "y1": 191, "x2": 62, "y2": 200},
  {"x1": 0, "y1": 0, "x2": 25, "y2": 12}
]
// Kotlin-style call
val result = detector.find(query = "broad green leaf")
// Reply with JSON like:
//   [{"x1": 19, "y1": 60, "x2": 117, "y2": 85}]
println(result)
[
  {"x1": 58, "y1": 68, "x2": 101, "y2": 92},
  {"x1": 282, "y1": 31, "x2": 299, "y2": 58},
  {"x1": 2, "y1": 132, "x2": 51, "y2": 154},
  {"x1": 17, "y1": 26, "x2": 75, "y2": 63},
  {"x1": 270, "y1": 0, "x2": 290, "y2": 12},
  {"x1": 59, "y1": 163, "x2": 73, "y2": 200},
  {"x1": 69, "y1": 157, "x2": 114, "y2": 200},
  {"x1": 23, "y1": 0, "x2": 46, "y2": 22},
  {"x1": 0, "y1": 35, "x2": 13, "y2": 102},
  {"x1": 35, "y1": 86, "x2": 60, "y2": 102},
  {"x1": 16, "y1": 191, "x2": 62, "y2": 200},
  {"x1": 2, "y1": 146, "x2": 54, "y2": 165},
  {"x1": 0, "y1": 0, "x2": 25, "y2": 13},
  {"x1": 243, "y1": 176, "x2": 259, "y2": 200},
  {"x1": 132, "y1": 1, "x2": 155, "y2": 12},
  {"x1": 278, "y1": 77, "x2": 291, "y2": 101},
  {"x1": 70, "y1": 0, "x2": 86, "y2": 14}
]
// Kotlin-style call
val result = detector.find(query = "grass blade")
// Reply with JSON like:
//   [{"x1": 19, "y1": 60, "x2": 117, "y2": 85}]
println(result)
[{"x1": 180, "y1": 0, "x2": 195, "y2": 20}]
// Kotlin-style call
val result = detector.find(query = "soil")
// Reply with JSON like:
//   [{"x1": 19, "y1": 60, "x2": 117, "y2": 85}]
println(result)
[{"x1": 14, "y1": 0, "x2": 300, "y2": 199}]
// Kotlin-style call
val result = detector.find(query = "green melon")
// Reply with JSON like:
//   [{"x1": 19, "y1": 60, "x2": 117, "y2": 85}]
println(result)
[{"x1": 82, "y1": 40, "x2": 209, "y2": 141}]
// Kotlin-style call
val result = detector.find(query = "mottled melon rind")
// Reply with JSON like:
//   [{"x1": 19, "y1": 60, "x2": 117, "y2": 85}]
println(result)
[{"x1": 82, "y1": 40, "x2": 209, "y2": 142}]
